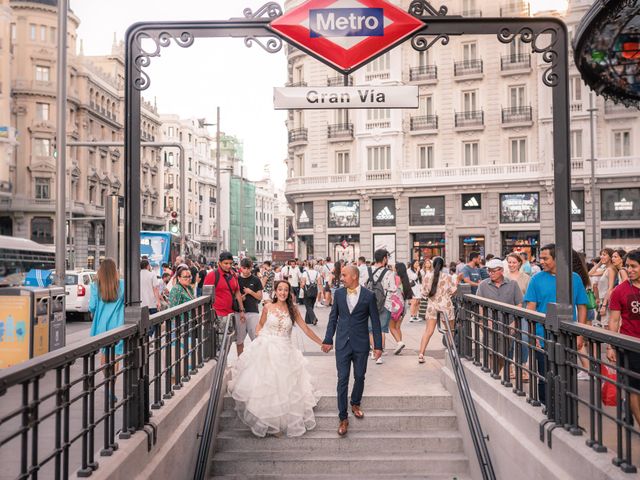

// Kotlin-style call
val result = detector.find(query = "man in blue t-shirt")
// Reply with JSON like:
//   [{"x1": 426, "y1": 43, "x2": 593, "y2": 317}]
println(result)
[
  {"x1": 524, "y1": 243, "x2": 589, "y2": 404},
  {"x1": 459, "y1": 251, "x2": 483, "y2": 294}
]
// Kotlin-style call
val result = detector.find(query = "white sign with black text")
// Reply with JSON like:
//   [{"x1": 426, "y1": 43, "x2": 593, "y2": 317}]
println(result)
[{"x1": 274, "y1": 86, "x2": 419, "y2": 110}]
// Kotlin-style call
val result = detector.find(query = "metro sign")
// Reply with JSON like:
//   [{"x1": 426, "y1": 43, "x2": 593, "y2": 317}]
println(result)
[{"x1": 270, "y1": 0, "x2": 424, "y2": 74}]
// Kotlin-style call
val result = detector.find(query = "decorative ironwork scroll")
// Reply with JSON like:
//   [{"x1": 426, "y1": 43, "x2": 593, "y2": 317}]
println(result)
[
  {"x1": 133, "y1": 31, "x2": 195, "y2": 91},
  {"x1": 243, "y1": 2, "x2": 283, "y2": 19},
  {"x1": 408, "y1": 1, "x2": 450, "y2": 52}
]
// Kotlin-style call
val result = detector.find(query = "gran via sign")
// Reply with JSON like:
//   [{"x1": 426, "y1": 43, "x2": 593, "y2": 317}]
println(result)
[
  {"x1": 269, "y1": 0, "x2": 424, "y2": 73},
  {"x1": 274, "y1": 85, "x2": 418, "y2": 109}
]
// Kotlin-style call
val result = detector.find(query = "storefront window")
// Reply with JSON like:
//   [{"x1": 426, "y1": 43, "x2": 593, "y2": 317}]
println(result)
[
  {"x1": 409, "y1": 196, "x2": 445, "y2": 226},
  {"x1": 328, "y1": 234, "x2": 360, "y2": 263},
  {"x1": 459, "y1": 235, "x2": 485, "y2": 260},
  {"x1": 601, "y1": 188, "x2": 640, "y2": 221},
  {"x1": 328, "y1": 200, "x2": 360, "y2": 228},
  {"x1": 373, "y1": 234, "x2": 396, "y2": 264},
  {"x1": 412, "y1": 233, "x2": 446, "y2": 261},
  {"x1": 571, "y1": 190, "x2": 585, "y2": 222},
  {"x1": 500, "y1": 193, "x2": 540, "y2": 223},
  {"x1": 602, "y1": 228, "x2": 640, "y2": 250},
  {"x1": 298, "y1": 235, "x2": 314, "y2": 260},
  {"x1": 501, "y1": 231, "x2": 540, "y2": 260},
  {"x1": 461, "y1": 193, "x2": 482, "y2": 211},
  {"x1": 297, "y1": 202, "x2": 313, "y2": 229},
  {"x1": 372, "y1": 198, "x2": 396, "y2": 227}
]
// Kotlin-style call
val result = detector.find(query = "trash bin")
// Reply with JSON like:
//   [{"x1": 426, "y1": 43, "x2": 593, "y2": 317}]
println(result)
[
  {"x1": 49, "y1": 286, "x2": 66, "y2": 352},
  {"x1": 0, "y1": 287, "x2": 52, "y2": 368}
]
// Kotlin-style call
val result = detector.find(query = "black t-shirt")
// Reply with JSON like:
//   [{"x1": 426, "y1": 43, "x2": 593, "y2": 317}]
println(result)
[
  {"x1": 198, "y1": 269, "x2": 206, "y2": 289},
  {"x1": 238, "y1": 274, "x2": 263, "y2": 313},
  {"x1": 190, "y1": 266, "x2": 199, "y2": 286}
]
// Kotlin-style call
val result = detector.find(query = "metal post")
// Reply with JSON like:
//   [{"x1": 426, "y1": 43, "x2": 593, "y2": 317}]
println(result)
[
  {"x1": 239, "y1": 165, "x2": 244, "y2": 258},
  {"x1": 588, "y1": 93, "x2": 597, "y2": 259},
  {"x1": 215, "y1": 107, "x2": 221, "y2": 257},
  {"x1": 55, "y1": 0, "x2": 68, "y2": 286},
  {"x1": 105, "y1": 195, "x2": 119, "y2": 264},
  {"x1": 180, "y1": 148, "x2": 186, "y2": 256}
]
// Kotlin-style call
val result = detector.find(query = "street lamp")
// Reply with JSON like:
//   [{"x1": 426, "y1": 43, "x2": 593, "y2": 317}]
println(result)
[{"x1": 198, "y1": 106, "x2": 221, "y2": 258}]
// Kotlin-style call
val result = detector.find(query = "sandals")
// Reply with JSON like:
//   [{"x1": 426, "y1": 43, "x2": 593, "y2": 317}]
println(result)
[{"x1": 418, "y1": 354, "x2": 426, "y2": 364}]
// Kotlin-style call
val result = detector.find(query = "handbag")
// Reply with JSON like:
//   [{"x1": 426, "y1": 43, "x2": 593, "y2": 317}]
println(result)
[
  {"x1": 586, "y1": 289, "x2": 598, "y2": 310},
  {"x1": 304, "y1": 272, "x2": 318, "y2": 299},
  {"x1": 601, "y1": 365, "x2": 617, "y2": 407}
]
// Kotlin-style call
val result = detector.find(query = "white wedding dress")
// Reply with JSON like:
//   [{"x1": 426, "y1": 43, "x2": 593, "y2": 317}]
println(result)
[{"x1": 228, "y1": 307, "x2": 319, "y2": 437}]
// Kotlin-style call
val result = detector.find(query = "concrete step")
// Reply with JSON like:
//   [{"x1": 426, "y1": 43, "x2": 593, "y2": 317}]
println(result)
[
  {"x1": 211, "y1": 452, "x2": 469, "y2": 476},
  {"x1": 215, "y1": 429, "x2": 464, "y2": 454},
  {"x1": 219, "y1": 408, "x2": 458, "y2": 432},
  {"x1": 211, "y1": 474, "x2": 471, "y2": 480},
  {"x1": 222, "y1": 395, "x2": 453, "y2": 412}
]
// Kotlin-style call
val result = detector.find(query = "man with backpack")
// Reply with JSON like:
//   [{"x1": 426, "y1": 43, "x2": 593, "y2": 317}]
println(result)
[
  {"x1": 203, "y1": 251, "x2": 246, "y2": 356},
  {"x1": 366, "y1": 249, "x2": 397, "y2": 364}
]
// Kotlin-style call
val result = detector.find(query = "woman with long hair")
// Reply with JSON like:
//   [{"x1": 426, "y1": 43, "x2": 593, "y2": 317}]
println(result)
[
  {"x1": 326, "y1": 260, "x2": 343, "y2": 307},
  {"x1": 506, "y1": 253, "x2": 530, "y2": 295},
  {"x1": 229, "y1": 280, "x2": 324, "y2": 437},
  {"x1": 389, "y1": 262, "x2": 413, "y2": 355},
  {"x1": 417, "y1": 257, "x2": 456, "y2": 364},
  {"x1": 89, "y1": 258, "x2": 125, "y2": 367},
  {"x1": 407, "y1": 260, "x2": 422, "y2": 322},
  {"x1": 600, "y1": 248, "x2": 628, "y2": 327},
  {"x1": 591, "y1": 248, "x2": 615, "y2": 327}
]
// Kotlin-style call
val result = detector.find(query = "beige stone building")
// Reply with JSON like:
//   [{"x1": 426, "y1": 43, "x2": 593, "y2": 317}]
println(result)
[{"x1": 1, "y1": 0, "x2": 164, "y2": 269}]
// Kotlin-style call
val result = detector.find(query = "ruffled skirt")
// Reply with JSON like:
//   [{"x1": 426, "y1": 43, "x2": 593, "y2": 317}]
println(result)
[{"x1": 228, "y1": 334, "x2": 319, "y2": 437}]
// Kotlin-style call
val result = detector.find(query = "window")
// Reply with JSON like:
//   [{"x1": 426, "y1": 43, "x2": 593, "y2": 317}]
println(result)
[
  {"x1": 335, "y1": 108, "x2": 349, "y2": 125},
  {"x1": 510, "y1": 138, "x2": 527, "y2": 164},
  {"x1": 509, "y1": 37, "x2": 526, "y2": 56},
  {"x1": 31, "y1": 217, "x2": 53, "y2": 244},
  {"x1": 35, "y1": 65, "x2": 50, "y2": 82},
  {"x1": 509, "y1": 86, "x2": 526, "y2": 108},
  {"x1": 570, "y1": 77, "x2": 582, "y2": 102},
  {"x1": 295, "y1": 154, "x2": 305, "y2": 176},
  {"x1": 328, "y1": 200, "x2": 360, "y2": 228},
  {"x1": 463, "y1": 142, "x2": 479, "y2": 166},
  {"x1": 571, "y1": 190, "x2": 585, "y2": 222},
  {"x1": 462, "y1": 0, "x2": 477, "y2": 14},
  {"x1": 36, "y1": 103, "x2": 50, "y2": 121},
  {"x1": 418, "y1": 49, "x2": 430, "y2": 67},
  {"x1": 89, "y1": 184, "x2": 96, "y2": 204},
  {"x1": 294, "y1": 64, "x2": 304, "y2": 83},
  {"x1": 34, "y1": 178, "x2": 50, "y2": 200},
  {"x1": 29, "y1": 24, "x2": 36, "y2": 40},
  {"x1": 409, "y1": 196, "x2": 446, "y2": 226},
  {"x1": 367, "y1": 145, "x2": 391, "y2": 171},
  {"x1": 418, "y1": 144, "x2": 434, "y2": 169},
  {"x1": 613, "y1": 130, "x2": 631, "y2": 157},
  {"x1": 366, "y1": 108, "x2": 391, "y2": 128},
  {"x1": 418, "y1": 95, "x2": 433, "y2": 116},
  {"x1": 601, "y1": 188, "x2": 640, "y2": 221},
  {"x1": 50, "y1": 27, "x2": 56, "y2": 44},
  {"x1": 570, "y1": 130, "x2": 583, "y2": 159},
  {"x1": 335, "y1": 151, "x2": 350, "y2": 174},
  {"x1": 40, "y1": 25, "x2": 47, "y2": 42},
  {"x1": 167, "y1": 127, "x2": 174, "y2": 137},
  {"x1": 463, "y1": 90, "x2": 478, "y2": 111},
  {"x1": 297, "y1": 202, "x2": 313, "y2": 229},
  {"x1": 372, "y1": 198, "x2": 396, "y2": 227},
  {"x1": 463, "y1": 42, "x2": 478, "y2": 61},
  {"x1": 500, "y1": 193, "x2": 540, "y2": 223},
  {"x1": 366, "y1": 52, "x2": 390, "y2": 73},
  {"x1": 33, "y1": 138, "x2": 51, "y2": 157},
  {"x1": 10, "y1": 24, "x2": 16, "y2": 42}
]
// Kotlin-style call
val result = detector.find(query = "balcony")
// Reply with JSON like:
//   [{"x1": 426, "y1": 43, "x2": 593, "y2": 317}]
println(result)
[
  {"x1": 409, "y1": 65, "x2": 438, "y2": 82},
  {"x1": 410, "y1": 115, "x2": 438, "y2": 132},
  {"x1": 164, "y1": 183, "x2": 174, "y2": 190},
  {"x1": 501, "y1": 106, "x2": 533, "y2": 125},
  {"x1": 455, "y1": 110, "x2": 484, "y2": 128},
  {"x1": 327, "y1": 75, "x2": 353, "y2": 86},
  {"x1": 500, "y1": 4, "x2": 530, "y2": 16},
  {"x1": 366, "y1": 170, "x2": 392, "y2": 182},
  {"x1": 364, "y1": 71, "x2": 391, "y2": 82},
  {"x1": 454, "y1": 59, "x2": 483, "y2": 77},
  {"x1": 288, "y1": 128, "x2": 308, "y2": 145},
  {"x1": 462, "y1": 9, "x2": 482, "y2": 16},
  {"x1": 604, "y1": 101, "x2": 638, "y2": 117},
  {"x1": 286, "y1": 81, "x2": 307, "y2": 88},
  {"x1": 327, "y1": 123, "x2": 354, "y2": 141},
  {"x1": 500, "y1": 54, "x2": 531, "y2": 72},
  {"x1": 570, "y1": 156, "x2": 640, "y2": 178}
]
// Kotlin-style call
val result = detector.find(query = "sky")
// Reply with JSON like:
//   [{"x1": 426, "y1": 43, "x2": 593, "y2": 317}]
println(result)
[{"x1": 71, "y1": 0, "x2": 289, "y2": 185}]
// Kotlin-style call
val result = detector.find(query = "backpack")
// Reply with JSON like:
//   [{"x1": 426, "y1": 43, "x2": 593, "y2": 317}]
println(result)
[
  {"x1": 304, "y1": 271, "x2": 318, "y2": 299},
  {"x1": 390, "y1": 276, "x2": 405, "y2": 321},
  {"x1": 366, "y1": 266, "x2": 389, "y2": 313}
]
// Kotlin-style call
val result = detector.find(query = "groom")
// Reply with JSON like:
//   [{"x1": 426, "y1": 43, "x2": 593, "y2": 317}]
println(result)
[{"x1": 322, "y1": 265, "x2": 382, "y2": 436}]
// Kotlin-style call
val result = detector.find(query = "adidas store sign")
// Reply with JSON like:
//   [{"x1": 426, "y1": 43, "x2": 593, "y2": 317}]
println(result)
[
  {"x1": 376, "y1": 207, "x2": 395, "y2": 221},
  {"x1": 299, "y1": 210, "x2": 310, "y2": 224}
]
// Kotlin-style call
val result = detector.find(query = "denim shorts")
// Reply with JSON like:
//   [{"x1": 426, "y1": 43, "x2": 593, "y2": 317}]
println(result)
[{"x1": 369, "y1": 308, "x2": 391, "y2": 334}]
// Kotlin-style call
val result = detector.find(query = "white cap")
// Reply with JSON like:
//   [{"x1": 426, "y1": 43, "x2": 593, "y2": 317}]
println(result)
[{"x1": 487, "y1": 259, "x2": 504, "y2": 270}]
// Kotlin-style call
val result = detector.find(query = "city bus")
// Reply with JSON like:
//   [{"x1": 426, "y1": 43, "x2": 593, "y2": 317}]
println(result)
[
  {"x1": 0, "y1": 235, "x2": 56, "y2": 287},
  {"x1": 140, "y1": 231, "x2": 181, "y2": 276}
]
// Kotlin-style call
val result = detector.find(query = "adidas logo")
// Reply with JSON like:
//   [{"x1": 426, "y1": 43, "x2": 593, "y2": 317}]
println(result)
[
  {"x1": 571, "y1": 200, "x2": 581, "y2": 215},
  {"x1": 464, "y1": 196, "x2": 480, "y2": 208},
  {"x1": 299, "y1": 210, "x2": 309, "y2": 223},
  {"x1": 376, "y1": 207, "x2": 395, "y2": 221},
  {"x1": 420, "y1": 205, "x2": 436, "y2": 217}
]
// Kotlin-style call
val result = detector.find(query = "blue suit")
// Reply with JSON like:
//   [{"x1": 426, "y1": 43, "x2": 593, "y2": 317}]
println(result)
[{"x1": 323, "y1": 287, "x2": 382, "y2": 420}]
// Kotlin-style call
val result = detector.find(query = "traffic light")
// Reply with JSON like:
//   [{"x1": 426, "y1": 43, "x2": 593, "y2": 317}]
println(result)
[{"x1": 169, "y1": 211, "x2": 180, "y2": 234}]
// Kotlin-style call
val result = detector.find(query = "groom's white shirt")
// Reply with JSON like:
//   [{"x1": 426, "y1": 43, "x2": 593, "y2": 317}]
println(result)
[{"x1": 346, "y1": 286, "x2": 361, "y2": 313}]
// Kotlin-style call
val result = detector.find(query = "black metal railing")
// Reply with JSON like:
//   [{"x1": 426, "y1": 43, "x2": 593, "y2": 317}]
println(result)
[
  {"x1": 501, "y1": 53, "x2": 531, "y2": 70},
  {"x1": 502, "y1": 106, "x2": 533, "y2": 123},
  {"x1": 454, "y1": 59, "x2": 483, "y2": 76},
  {"x1": 409, "y1": 65, "x2": 438, "y2": 82},
  {"x1": 455, "y1": 292, "x2": 640, "y2": 474},
  {"x1": 410, "y1": 114, "x2": 439, "y2": 131},
  {"x1": 327, "y1": 123, "x2": 354, "y2": 139},
  {"x1": 0, "y1": 295, "x2": 216, "y2": 479},
  {"x1": 193, "y1": 314, "x2": 235, "y2": 480},
  {"x1": 327, "y1": 75, "x2": 353, "y2": 86},
  {"x1": 462, "y1": 9, "x2": 482, "y2": 16},
  {"x1": 455, "y1": 110, "x2": 484, "y2": 127},
  {"x1": 438, "y1": 310, "x2": 496, "y2": 480},
  {"x1": 286, "y1": 81, "x2": 307, "y2": 88},
  {"x1": 288, "y1": 128, "x2": 308, "y2": 143}
]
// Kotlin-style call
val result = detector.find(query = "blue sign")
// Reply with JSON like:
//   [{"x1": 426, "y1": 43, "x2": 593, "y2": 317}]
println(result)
[
  {"x1": 309, "y1": 8, "x2": 384, "y2": 38},
  {"x1": 140, "y1": 232, "x2": 172, "y2": 275}
]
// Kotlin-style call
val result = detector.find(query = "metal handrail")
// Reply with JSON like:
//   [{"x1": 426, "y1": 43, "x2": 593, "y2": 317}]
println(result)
[
  {"x1": 437, "y1": 310, "x2": 496, "y2": 480},
  {"x1": 193, "y1": 314, "x2": 235, "y2": 480}
]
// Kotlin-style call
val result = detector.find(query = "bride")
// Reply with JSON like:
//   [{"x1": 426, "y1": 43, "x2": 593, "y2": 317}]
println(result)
[{"x1": 229, "y1": 280, "x2": 325, "y2": 437}]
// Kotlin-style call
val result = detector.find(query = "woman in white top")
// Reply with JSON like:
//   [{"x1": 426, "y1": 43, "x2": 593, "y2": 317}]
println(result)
[
  {"x1": 407, "y1": 260, "x2": 422, "y2": 322},
  {"x1": 506, "y1": 253, "x2": 530, "y2": 295},
  {"x1": 599, "y1": 248, "x2": 628, "y2": 325}
]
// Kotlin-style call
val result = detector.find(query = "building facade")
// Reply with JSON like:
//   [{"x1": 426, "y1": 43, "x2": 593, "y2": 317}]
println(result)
[
  {"x1": 229, "y1": 171, "x2": 256, "y2": 259},
  {"x1": 284, "y1": 0, "x2": 640, "y2": 263},
  {"x1": 255, "y1": 175, "x2": 277, "y2": 262}
]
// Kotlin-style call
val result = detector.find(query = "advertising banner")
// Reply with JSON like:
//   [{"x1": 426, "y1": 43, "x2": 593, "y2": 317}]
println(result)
[{"x1": 0, "y1": 295, "x2": 31, "y2": 368}]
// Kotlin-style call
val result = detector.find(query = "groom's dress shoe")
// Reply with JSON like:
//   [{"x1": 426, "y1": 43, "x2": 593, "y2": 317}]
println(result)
[
  {"x1": 351, "y1": 405, "x2": 364, "y2": 419},
  {"x1": 338, "y1": 419, "x2": 349, "y2": 436}
]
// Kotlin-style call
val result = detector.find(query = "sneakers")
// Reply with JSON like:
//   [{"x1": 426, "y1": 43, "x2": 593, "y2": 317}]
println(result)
[
  {"x1": 409, "y1": 316, "x2": 419, "y2": 323},
  {"x1": 394, "y1": 342, "x2": 406, "y2": 355},
  {"x1": 577, "y1": 371, "x2": 590, "y2": 381},
  {"x1": 376, "y1": 357, "x2": 384, "y2": 365}
]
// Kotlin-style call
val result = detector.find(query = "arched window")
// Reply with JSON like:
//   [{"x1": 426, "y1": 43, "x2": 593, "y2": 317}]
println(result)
[{"x1": 31, "y1": 217, "x2": 53, "y2": 244}]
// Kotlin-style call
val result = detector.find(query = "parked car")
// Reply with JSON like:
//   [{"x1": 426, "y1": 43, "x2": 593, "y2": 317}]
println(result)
[{"x1": 65, "y1": 270, "x2": 97, "y2": 321}]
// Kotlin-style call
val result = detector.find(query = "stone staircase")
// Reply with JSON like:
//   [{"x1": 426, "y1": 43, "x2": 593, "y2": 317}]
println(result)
[{"x1": 210, "y1": 393, "x2": 471, "y2": 479}]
